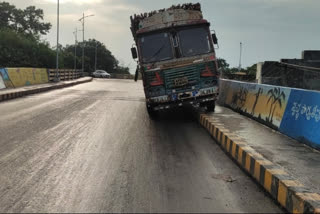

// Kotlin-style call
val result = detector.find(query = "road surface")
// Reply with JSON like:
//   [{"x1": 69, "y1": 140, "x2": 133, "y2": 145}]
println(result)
[{"x1": 0, "y1": 79, "x2": 283, "y2": 213}]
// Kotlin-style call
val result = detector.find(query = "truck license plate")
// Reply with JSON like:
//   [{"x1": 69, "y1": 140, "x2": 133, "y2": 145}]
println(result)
[{"x1": 174, "y1": 77, "x2": 188, "y2": 87}]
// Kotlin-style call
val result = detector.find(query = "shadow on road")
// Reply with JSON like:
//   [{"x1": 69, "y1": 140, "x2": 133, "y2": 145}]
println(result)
[{"x1": 152, "y1": 106, "x2": 200, "y2": 122}]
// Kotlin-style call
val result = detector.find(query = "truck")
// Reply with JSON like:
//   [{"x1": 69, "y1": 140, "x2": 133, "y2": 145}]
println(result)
[{"x1": 130, "y1": 3, "x2": 219, "y2": 117}]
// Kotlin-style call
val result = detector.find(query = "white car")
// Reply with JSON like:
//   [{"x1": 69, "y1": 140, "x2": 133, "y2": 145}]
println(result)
[{"x1": 93, "y1": 70, "x2": 111, "y2": 78}]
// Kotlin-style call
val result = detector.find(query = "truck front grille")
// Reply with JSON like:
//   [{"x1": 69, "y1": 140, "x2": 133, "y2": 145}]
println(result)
[
  {"x1": 164, "y1": 65, "x2": 200, "y2": 94},
  {"x1": 163, "y1": 62, "x2": 216, "y2": 94}
]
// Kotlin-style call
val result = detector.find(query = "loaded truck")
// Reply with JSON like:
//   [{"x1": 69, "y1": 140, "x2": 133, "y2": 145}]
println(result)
[{"x1": 130, "y1": 3, "x2": 219, "y2": 117}]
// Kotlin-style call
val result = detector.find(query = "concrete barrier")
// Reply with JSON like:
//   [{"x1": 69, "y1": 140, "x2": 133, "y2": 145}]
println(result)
[
  {"x1": 0, "y1": 71, "x2": 5, "y2": 89},
  {"x1": 199, "y1": 114, "x2": 320, "y2": 213},
  {"x1": 0, "y1": 77, "x2": 93, "y2": 102},
  {"x1": 0, "y1": 68, "x2": 13, "y2": 88},
  {"x1": 219, "y1": 79, "x2": 291, "y2": 129},
  {"x1": 6, "y1": 68, "x2": 49, "y2": 88},
  {"x1": 280, "y1": 89, "x2": 320, "y2": 150},
  {"x1": 219, "y1": 79, "x2": 320, "y2": 150}
]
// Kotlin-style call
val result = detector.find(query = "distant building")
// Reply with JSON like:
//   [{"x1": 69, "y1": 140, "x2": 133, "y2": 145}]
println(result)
[{"x1": 256, "y1": 50, "x2": 320, "y2": 90}]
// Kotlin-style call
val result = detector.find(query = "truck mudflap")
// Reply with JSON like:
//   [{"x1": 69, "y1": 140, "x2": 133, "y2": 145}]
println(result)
[{"x1": 147, "y1": 93, "x2": 218, "y2": 111}]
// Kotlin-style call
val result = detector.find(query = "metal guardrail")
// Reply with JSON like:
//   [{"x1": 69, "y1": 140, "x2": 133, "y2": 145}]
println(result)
[
  {"x1": 110, "y1": 73, "x2": 134, "y2": 79},
  {"x1": 48, "y1": 69, "x2": 82, "y2": 81}
]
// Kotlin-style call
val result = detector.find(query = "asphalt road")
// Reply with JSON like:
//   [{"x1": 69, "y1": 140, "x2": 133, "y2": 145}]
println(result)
[{"x1": 0, "y1": 79, "x2": 283, "y2": 213}]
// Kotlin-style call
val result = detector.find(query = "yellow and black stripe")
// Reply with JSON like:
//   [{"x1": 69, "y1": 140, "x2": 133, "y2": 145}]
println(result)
[{"x1": 199, "y1": 114, "x2": 320, "y2": 213}]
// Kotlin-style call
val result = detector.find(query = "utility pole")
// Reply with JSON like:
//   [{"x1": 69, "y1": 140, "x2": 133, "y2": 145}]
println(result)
[
  {"x1": 78, "y1": 13, "x2": 94, "y2": 76},
  {"x1": 94, "y1": 41, "x2": 98, "y2": 71},
  {"x1": 238, "y1": 42, "x2": 243, "y2": 72},
  {"x1": 73, "y1": 28, "x2": 78, "y2": 71},
  {"x1": 73, "y1": 28, "x2": 83, "y2": 71},
  {"x1": 55, "y1": 0, "x2": 60, "y2": 82}
]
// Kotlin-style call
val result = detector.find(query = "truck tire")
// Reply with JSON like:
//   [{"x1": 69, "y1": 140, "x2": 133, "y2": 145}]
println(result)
[
  {"x1": 147, "y1": 105, "x2": 158, "y2": 119},
  {"x1": 206, "y1": 101, "x2": 216, "y2": 112}
]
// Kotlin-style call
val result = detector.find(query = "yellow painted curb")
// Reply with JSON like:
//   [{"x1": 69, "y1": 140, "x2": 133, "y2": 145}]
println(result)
[
  {"x1": 0, "y1": 78, "x2": 93, "y2": 102},
  {"x1": 199, "y1": 113, "x2": 320, "y2": 213}
]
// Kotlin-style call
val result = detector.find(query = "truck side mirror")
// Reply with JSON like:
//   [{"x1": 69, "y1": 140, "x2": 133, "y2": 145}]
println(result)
[
  {"x1": 212, "y1": 33, "x2": 218, "y2": 45},
  {"x1": 131, "y1": 47, "x2": 138, "y2": 59}
]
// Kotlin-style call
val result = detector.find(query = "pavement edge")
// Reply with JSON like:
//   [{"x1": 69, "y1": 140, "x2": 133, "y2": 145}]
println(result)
[
  {"x1": 0, "y1": 78, "x2": 93, "y2": 102},
  {"x1": 199, "y1": 113, "x2": 320, "y2": 214}
]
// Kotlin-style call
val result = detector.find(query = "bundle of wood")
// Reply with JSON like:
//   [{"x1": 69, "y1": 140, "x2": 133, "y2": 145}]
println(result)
[{"x1": 130, "y1": 2, "x2": 201, "y2": 37}]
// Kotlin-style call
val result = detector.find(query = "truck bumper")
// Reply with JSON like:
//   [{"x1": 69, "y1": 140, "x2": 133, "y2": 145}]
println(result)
[{"x1": 146, "y1": 86, "x2": 219, "y2": 111}]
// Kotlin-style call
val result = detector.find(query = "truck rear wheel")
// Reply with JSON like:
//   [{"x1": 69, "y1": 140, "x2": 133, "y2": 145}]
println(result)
[{"x1": 206, "y1": 101, "x2": 216, "y2": 112}]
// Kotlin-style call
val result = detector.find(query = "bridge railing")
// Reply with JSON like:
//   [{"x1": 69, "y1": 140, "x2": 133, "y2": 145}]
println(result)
[
  {"x1": 110, "y1": 73, "x2": 134, "y2": 79},
  {"x1": 48, "y1": 69, "x2": 82, "y2": 81}
]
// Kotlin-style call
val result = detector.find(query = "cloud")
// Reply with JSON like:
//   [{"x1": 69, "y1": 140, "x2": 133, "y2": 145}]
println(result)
[
  {"x1": 6, "y1": 0, "x2": 320, "y2": 72},
  {"x1": 35, "y1": 0, "x2": 104, "y2": 5}
]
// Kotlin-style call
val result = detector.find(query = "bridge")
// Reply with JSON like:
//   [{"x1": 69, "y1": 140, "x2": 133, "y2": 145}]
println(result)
[{"x1": 0, "y1": 77, "x2": 319, "y2": 213}]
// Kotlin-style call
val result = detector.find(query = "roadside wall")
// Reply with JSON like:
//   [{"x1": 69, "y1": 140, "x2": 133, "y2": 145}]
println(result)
[
  {"x1": 219, "y1": 79, "x2": 291, "y2": 129},
  {"x1": 6, "y1": 68, "x2": 48, "y2": 87},
  {"x1": 0, "y1": 68, "x2": 13, "y2": 88},
  {"x1": 219, "y1": 79, "x2": 320, "y2": 150},
  {"x1": 280, "y1": 89, "x2": 320, "y2": 149},
  {"x1": 0, "y1": 72, "x2": 5, "y2": 89}
]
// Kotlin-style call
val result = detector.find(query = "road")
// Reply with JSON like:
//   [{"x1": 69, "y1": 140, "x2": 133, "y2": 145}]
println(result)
[{"x1": 0, "y1": 79, "x2": 283, "y2": 213}]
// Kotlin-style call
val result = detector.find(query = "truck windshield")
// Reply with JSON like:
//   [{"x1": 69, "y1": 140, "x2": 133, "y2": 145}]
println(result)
[
  {"x1": 139, "y1": 32, "x2": 173, "y2": 63},
  {"x1": 178, "y1": 27, "x2": 211, "y2": 57}
]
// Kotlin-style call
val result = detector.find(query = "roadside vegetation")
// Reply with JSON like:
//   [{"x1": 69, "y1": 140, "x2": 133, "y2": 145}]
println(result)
[{"x1": 0, "y1": 1, "x2": 130, "y2": 74}]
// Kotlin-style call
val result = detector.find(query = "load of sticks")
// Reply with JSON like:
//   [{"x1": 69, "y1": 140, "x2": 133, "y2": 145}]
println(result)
[{"x1": 130, "y1": 3, "x2": 201, "y2": 38}]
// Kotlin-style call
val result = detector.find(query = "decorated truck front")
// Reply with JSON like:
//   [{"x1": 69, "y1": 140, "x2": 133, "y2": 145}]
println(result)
[{"x1": 130, "y1": 3, "x2": 219, "y2": 116}]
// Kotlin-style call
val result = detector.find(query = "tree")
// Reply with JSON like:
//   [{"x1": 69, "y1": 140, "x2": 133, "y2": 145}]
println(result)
[
  {"x1": 22, "y1": 6, "x2": 51, "y2": 36},
  {"x1": 217, "y1": 58, "x2": 230, "y2": 71},
  {"x1": 0, "y1": 2, "x2": 51, "y2": 37},
  {"x1": 266, "y1": 87, "x2": 286, "y2": 123},
  {"x1": 0, "y1": 2, "x2": 15, "y2": 29},
  {"x1": 245, "y1": 64, "x2": 257, "y2": 76},
  {"x1": 63, "y1": 39, "x2": 129, "y2": 74},
  {"x1": 0, "y1": 28, "x2": 55, "y2": 68}
]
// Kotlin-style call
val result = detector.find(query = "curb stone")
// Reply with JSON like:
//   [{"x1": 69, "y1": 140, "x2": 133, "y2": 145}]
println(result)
[
  {"x1": 0, "y1": 78, "x2": 92, "y2": 102},
  {"x1": 199, "y1": 113, "x2": 320, "y2": 213}
]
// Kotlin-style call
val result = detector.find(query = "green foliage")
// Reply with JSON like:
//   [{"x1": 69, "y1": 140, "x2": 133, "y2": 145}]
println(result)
[
  {"x1": 217, "y1": 58, "x2": 230, "y2": 71},
  {"x1": 218, "y1": 57, "x2": 257, "y2": 75},
  {"x1": 62, "y1": 39, "x2": 130, "y2": 74},
  {"x1": 0, "y1": 1, "x2": 51, "y2": 37},
  {"x1": 0, "y1": 2, "x2": 129, "y2": 73},
  {"x1": 0, "y1": 28, "x2": 55, "y2": 68}
]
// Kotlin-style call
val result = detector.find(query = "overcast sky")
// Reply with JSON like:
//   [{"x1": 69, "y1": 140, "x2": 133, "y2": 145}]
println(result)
[{"x1": 7, "y1": 0, "x2": 320, "y2": 73}]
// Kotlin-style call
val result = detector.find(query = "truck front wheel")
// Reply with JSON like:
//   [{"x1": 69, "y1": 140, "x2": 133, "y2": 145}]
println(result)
[
  {"x1": 206, "y1": 101, "x2": 216, "y2": 112},
  {"x1": 147, "y1": 105, "x2": 158, "y2": 119}
]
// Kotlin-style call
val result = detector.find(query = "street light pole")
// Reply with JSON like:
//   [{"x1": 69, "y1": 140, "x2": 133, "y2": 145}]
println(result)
[
  {"x1": 238, "y1": 42, "x2": 243, "y2": 72},
  {"x1": 55, "y1": 0, "x2": 60, "y2": 82},
  {"x1": 73, "y1": 28, "x2": 78, "y2": 71},
  {"x1": 94, "y1": 41, "x2": 98, "y2": 71},
  {"x1": 79, "y1": 13, "x2": 94, "y2": 76}
]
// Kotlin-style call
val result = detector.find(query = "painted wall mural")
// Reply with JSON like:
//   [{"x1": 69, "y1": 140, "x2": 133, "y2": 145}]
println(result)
[
  {"x1": 219, "y1": 79, "x2": 320, "y2": 150},
  {"x1": 0, "y1": 73, "x2": 5, "y2": 89},
  {"x1": 219, "y1": 79, "x2": 291, "y2": 129},
  {"x1": 280, "y1": 89, "x2": 320, "y2": 149},
  {"x1": 0, "y1": 68, "x2": 13, "y2": 88},
  {"x1": 6, "y1": 68, "x2": 49, "y2": 87}
]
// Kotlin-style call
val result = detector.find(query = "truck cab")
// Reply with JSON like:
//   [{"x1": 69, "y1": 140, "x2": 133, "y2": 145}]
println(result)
[{"x1": 130, "y1": 4, "x2": 219, "y2": 117}]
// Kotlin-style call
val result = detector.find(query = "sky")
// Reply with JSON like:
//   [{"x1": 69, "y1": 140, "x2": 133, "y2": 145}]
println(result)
[{"x1": 7, "y1": 0, "x2": 320, "y2": 73}]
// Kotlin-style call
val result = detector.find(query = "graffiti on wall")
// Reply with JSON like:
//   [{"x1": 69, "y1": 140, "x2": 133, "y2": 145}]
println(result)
[
  {"x1": 220, "y1": 80, "x2": 291, "y2": 128},
  {"x1": 280, "y1": 89, "x2": 320, "y2": 149},
  {"x1": 220, "y1": 79, "x2": 320, "y2": 150},
  {"x1": 0, "y1": 68, "x2": 13, "y2": 88},
  {"x1": 6, "y1": 68, "x2": 49, "y2": 88},
  {"x1": 0, "y1": 73, "x2": 5, "y2": 89}
]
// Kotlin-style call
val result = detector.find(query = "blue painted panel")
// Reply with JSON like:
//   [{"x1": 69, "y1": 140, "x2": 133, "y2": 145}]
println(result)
[
  {"x1": 0, "y1": 68, "x2": 9, "y2": 81},
  {"x1": 280, "y1": 89, "x2": 320, "y2": 149}
]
